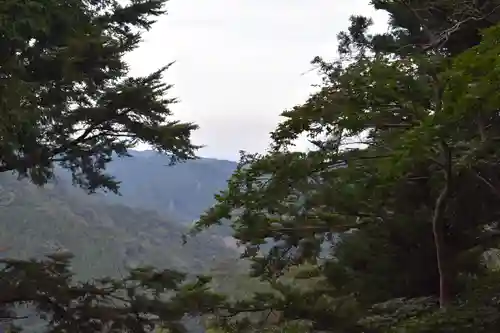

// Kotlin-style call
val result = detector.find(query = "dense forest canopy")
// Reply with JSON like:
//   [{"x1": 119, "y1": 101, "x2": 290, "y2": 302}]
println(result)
[
  {"x1": 3, "y1": 0, "x2": 500, "y2": 333},
  {"x1": 194, "y1": 0, "x2": 500, "y2": 332}
]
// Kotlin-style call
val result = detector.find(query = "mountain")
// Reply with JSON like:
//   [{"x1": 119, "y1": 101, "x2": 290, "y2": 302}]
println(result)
[
  {"x1": 0, "y1": 152, "x2": 240, "y2": 281},
  {"x1": 0, "y1": 153, "x2": 249, "y2": 333},
  {"x1": 97, "y1": 151, "x2": 238, "y2": 224}
]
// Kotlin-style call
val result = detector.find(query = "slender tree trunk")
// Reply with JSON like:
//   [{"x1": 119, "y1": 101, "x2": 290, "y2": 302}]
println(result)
[
  {"x1": 432, "y1": 142, "x2": 452, "y2": 308},
  {"x1": 427, "y1": 64, "x2": 454, "y2": 307},
  {"x1": 432, "y1": 183, "x2": 451, "y2": 307}
]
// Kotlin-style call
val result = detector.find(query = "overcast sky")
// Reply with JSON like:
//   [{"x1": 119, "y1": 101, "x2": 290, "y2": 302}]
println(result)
[{"x1": 125, "y1": 0, "x2": 389, "y2": 161}]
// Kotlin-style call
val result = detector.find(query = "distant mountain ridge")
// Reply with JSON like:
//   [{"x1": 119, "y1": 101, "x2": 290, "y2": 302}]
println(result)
[{"x1": 95, "y1": 150, "x2": 238, "y2": 224}]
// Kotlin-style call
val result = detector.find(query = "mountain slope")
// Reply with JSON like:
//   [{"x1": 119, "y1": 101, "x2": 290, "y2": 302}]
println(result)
[
  {"x1": 0, "y1": 155, "x2": 246, "y2": 333},
  {"x1": 0, "y1": 172, "x2": 237, "y2": 281},
  {"x1": 97, "y1": 151, "x2": 237, "y2": 224}
]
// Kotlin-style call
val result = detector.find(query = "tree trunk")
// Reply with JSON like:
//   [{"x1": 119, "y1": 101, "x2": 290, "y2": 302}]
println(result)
[
  {"x1": 432, "y1": 185, "x2": 451, "y2": 307},
  {"x1": 432, "y1": 142, "x2": 452, "y2": 308}
]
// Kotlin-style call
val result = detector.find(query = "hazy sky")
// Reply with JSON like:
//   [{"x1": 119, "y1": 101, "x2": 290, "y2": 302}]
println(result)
[{"x1": 126, "y1": 0, "x2": 389, "y2": 161}]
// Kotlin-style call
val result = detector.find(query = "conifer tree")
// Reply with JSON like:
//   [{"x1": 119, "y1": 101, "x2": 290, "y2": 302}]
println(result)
[
  {"x1": 0, "y1": 0, "x2": 198, "y2": 193},
  {"x1": 0, "y1": 1, "x2": 225, "y2": 332}
]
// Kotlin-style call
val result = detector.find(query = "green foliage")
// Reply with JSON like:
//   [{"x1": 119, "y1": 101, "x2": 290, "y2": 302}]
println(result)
[
  {"x1": 7, "y1": 0, "x2": 500, "y2": 332},
  {"x1": 193, "y1": 1, "x2": 500, "y2": 332},
  {"x1": 0, "y1": 0, "x2": 198, "y2": 193},
  {"x1": 0, "y1": 254, "x2": 225, "y2": 333},
  {"x1": 358, "y1": 273, "x2": 500, "y2": 333},
  {"x1": 0, "y1": 1, "x2": 242, "y2": 332}
]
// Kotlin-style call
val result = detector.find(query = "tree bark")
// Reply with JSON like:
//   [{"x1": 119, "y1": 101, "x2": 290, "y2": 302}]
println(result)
[{"x1": 432, "y1": 142, "x2": 452, "y2": 308}]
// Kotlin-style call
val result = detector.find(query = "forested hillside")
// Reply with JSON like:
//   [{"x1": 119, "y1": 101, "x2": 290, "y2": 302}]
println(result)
[
  {"x1": 0, "y1": 172, "x2": 238, "y2": 280},
  {"x1": 90, "y1": 151, "x2": 237, "y2": 224}
]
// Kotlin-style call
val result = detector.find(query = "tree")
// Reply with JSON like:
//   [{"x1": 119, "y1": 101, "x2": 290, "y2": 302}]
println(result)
[
  {"x1": 336, "y1": 0, "x2": 500, "y2": 307},
  {"x1": 338, "y1": 0, "x2": 500, "y2": 57},
  {"x1": 0, "y1": 1, "x2": 230, "y2": 332},
  {"x1": 0, "y1": 0, "x2": 198, "y2": 193},
  {"x1": 0, "y1": 254, "x2": 225, "y2": 333},
  {"x1": 193, "y1": 1, "x2": 500, "y2": 331}
]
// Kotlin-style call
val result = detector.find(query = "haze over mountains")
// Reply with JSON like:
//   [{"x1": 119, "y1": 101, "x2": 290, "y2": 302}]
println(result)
[
  {"x1": 100, "y1": 150, "x2": 238, "y2": 224},
  {"x1": 0, "y1": 151, "x2": 240, "y2": 281}
]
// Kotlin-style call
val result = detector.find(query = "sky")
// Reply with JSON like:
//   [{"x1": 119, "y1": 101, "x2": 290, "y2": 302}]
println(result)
[{"x1": 125, "y1": 0, "x2": 389, "y2": 161}]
